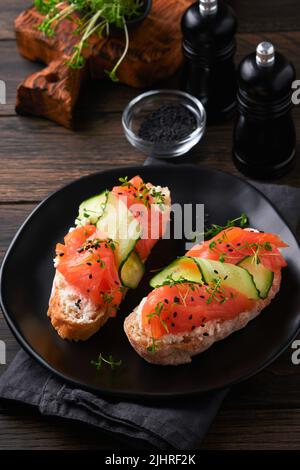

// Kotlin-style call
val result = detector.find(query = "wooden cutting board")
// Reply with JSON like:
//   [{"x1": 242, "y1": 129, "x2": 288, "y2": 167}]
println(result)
[{"x1": 14, "y1": 0, "x2": 192, "y2": 129}]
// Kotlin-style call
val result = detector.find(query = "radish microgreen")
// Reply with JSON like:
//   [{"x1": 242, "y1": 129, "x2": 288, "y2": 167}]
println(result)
[
  {"x1": 34, "y1": 0, "x2": 144, "y2": 81},
  {"x1": 91, "y1": 353, "x2": 122, "y2": 371}
]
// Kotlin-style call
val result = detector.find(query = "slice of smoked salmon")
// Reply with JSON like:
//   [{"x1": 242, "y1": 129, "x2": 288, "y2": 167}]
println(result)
[
  {"x1": 187, "y1": 227, "x2": 287, "y2": 271},
  {"x1": 112, "y1": 176, "x2": 168, "y2": 261},
  {"x1": 56, "y1": 225, "x2": 122, "y2": 315},
  {"x1": 142, "y1": 283, "x2": 254, "y2": 339}
]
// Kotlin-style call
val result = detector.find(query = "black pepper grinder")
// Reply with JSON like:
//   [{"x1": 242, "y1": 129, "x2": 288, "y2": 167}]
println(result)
[
  {"x1": 233, "y1": 42, "x2": 296, "y2": 179},
  {"x1": 181, "y1": 0, "x2": 237, "y2": 123}
]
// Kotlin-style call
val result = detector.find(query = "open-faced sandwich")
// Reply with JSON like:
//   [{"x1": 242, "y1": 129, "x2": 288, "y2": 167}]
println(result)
[
  {"x1": 48, "y1": 176, "x2": 171, "y2": 340},
  {"x1": 124, "y1": 226, "x2": 288, "y2": 365}
]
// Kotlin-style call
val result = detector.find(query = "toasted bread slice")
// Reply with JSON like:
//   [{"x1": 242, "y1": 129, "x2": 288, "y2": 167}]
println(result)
[
  {"x1": 48, "y1": 181, "x2": 171, "y2": 341},
  {"x1": 124, "y1": 271, "x2": 281, "y2": 365},
  {"x1": 48, "y1": 272, "x2": 113, "y2": 341}
]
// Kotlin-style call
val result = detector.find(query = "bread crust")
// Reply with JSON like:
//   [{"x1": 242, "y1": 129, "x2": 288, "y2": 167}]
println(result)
[
  {"x1": 48, "y1": 272, "x2": 111, "y2": 341},
  {"x1": 124, "y1": 271, "x2": 282, "y2": 365}
]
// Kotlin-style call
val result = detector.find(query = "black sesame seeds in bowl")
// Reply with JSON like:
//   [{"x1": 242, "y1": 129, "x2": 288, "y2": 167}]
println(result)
[{"x1": 122, "y1": 90, "x2": 206, "y2": 159}]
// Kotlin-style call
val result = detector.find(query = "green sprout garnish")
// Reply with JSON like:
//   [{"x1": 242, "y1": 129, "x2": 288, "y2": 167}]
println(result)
[
  {"x1": 147, "y1": 337, "x2": 160, "y2": 353},
  {"x1": 203, "y1": 213, "x2": 248, "y2": 240},
  {"x1": 34, "y1": 0, "x2": 143, "y2": 81},
  {"x1": 205, "y1": 277, "x2": 229, "y2": 305},
  {"x1": 119, "y1": 176, "x2": 132, "y2": 187},
  {"x1": 160, "y1": 273, "x2": 188, "y2": 287},
  {"x1": 91, "y1": 353, "x2": 122, "y2": 371},
  {"x1": 147, "y1": 301, "x2": 169, "y2": 334}
]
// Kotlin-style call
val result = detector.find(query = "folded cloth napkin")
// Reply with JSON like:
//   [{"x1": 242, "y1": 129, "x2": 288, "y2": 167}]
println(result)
[{"x1": 0, "y1": 177, "x2": 299, "y2": 450}]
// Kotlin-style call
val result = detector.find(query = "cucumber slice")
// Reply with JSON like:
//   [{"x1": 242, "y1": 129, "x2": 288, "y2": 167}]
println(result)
[
  {"x1": 150, "y1": 257, "x2": 202, "y2": 288},
  {"x1": 238, "y1": 256, "x2": 274, "y2": 299},
  {"x1": 150, "y1": 255, "x2": 260, "y2": 300},
  {"x1": 96, "y1": 192, "x2": 142, "y2": 269},
  {"x1": 76, "y1": 191, "x2": 108, "y2": 225},
  {"x1": 193, "y1": 258, "x2": 259, "y2": 300},
  {"x1": 120, "y1": 251, "x2": 145, "y2": 289}
]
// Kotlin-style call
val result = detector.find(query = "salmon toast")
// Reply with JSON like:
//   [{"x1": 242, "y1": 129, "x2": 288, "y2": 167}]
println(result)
[
  {"x1": 124, "y1": 227, "x2": 287, "y2": 365},
  {"x1": 48, "y1": 176, "x2": 171, "y2": 341}
]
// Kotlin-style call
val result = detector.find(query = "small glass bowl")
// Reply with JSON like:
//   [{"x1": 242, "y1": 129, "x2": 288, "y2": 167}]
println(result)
[{"x1": 122, "y1": 90, "x2": 206, "y2": 159}]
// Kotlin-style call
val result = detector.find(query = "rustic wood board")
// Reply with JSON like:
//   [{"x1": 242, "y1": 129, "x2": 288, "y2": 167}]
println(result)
[{"x1": 14, "y1": 0, "x2": 192, "y2": 128}]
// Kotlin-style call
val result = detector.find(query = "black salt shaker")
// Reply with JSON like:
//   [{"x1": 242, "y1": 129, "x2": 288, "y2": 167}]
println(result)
[
  {"x1": 181, "y1": 0, "x2": 237, "y2": 123},
  {"x1": 233, "y1": 42, "x2": 296, "y2": 179}
]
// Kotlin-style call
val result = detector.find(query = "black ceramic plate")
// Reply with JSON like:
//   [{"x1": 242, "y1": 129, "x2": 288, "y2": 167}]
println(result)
[{"x1": 1, "y1": 165, "x2": 300, "y2": 399}]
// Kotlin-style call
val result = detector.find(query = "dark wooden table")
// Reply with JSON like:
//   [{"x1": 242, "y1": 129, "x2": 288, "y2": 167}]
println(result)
[{"x1": 1, "y1": 0, "x2": 300, "y2": 450}]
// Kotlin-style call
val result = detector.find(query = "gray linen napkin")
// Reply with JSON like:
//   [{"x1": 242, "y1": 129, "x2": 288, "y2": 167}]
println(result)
[{"x1": 0, "y1": 179, "x2": 299, "y2": 450}]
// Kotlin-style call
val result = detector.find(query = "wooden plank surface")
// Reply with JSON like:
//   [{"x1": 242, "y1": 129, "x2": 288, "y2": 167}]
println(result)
[
  {"x1": 1, "y1": 0, "x2": 300, "y2": 451},
  {"x1": 3, "y1": 1, "x2": 300, "y2": 40},
  {"x1": 1, "y1": 109, "x2": 300, "y2": 204},
  {"x1": 2, "y1": 31, "x2": 300, "y2": 117}
]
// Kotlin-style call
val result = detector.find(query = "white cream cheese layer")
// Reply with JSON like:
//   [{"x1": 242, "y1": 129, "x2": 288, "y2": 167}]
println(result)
[{"x1": 53, "y1": 272, "x2": 103, "y2": 324}]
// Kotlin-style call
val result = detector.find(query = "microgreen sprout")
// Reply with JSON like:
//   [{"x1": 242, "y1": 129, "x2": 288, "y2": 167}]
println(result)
[
  {"x1": 119, "y1": 176, "x2": 132, "y2": 187},
  {"x1": 34, "y1": 0, "x2": 143, "y2": 81},
  {"x1": 150, "y1": 188, "x2": 166, "y2": 208},
  {"x1": 203, "y1": 213, "x2": 248, "y2": 240},
  {"x1": 147, "y1": 337, "x2": 160, "y2": 353},
  {"x1": 91, "y1": 353, "x2": 122, "y2": 371},
  {"x1": 205, "y1": 277, "x2": 229, "y2": 305},
  {"x1": 147, "y1": 301, "x2": 169, "y2": 334},
  {"x1": 160, "y1": 273, "x2": 188, "y2": 288},
  {"x1": 192, "y1": 213, "x2": 249, "y2": 242}
]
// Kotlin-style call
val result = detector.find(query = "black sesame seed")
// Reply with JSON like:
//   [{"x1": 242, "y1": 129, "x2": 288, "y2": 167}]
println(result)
[
  {"x1": 188, "y1": 314, "x2": 193, "y2": 320},
  {"x1": 236, "y1": 242, "x2": 241, "y2": 246},
  {"x1": 203, "y1": 332, "x2": 209, "y2": 337},
  {"x1": 201, "y1": 324, "x2": 205, "y2": 327},
  {"x1": 226, "y1": 244, "x2": 230, "y2": 248},
  {"x1": 200, "y1": 295, "x2": 205, "y2": 299},
  {"x1": 138, "y1": 104, "x2": 197, "y2": 143},
  {"x1": 214, "y1": 269, "x2": 218, "y2": 274},
  {"x1": 86, "y1": 262, "x2": 92, "y2": 266},
  {"x1": 171, "y1": 322, "x2": 175, "y2": 328},
  {"x1": 190, "y1": 296, "x2": 194, "y2": 302},
  {"x1": 224, "y1": 275, "x2": 228, "y2": 280},
  {"x1": 228, "y1": 248, "x2": 234, "y2": 252},
  {"x1": 173, "y1": 312, "x2": 177, "y2": 318},
  {"x1": 191, "y1": 325, "x2": 196, "y2": 330},
  {"x1": 89, "y1": 274, "x2": 92, "y2": 279},
  {"x1": 59, "y1": 253, "x2": 64, "y2": 257},
  {"x1": 164, "y1": 299, "x2": 169, "y2": 304},
  {"x1": 174, "y1": 296, "x2": 180, "y2": 304}
]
